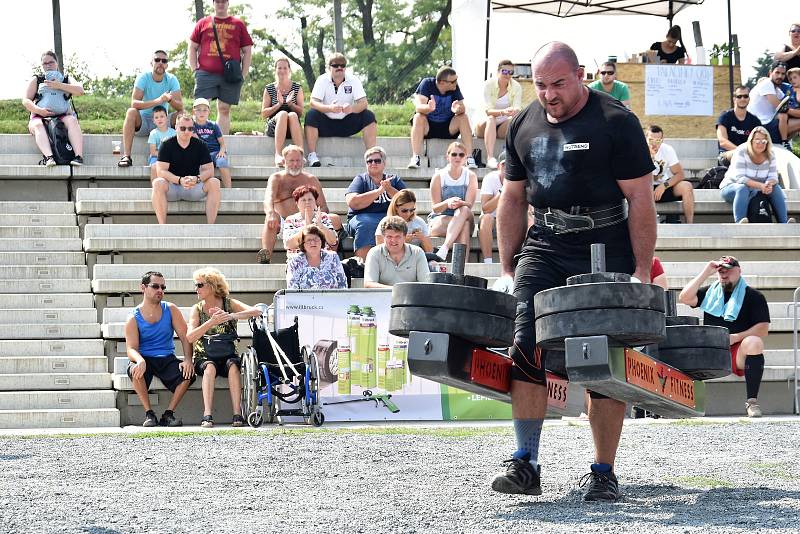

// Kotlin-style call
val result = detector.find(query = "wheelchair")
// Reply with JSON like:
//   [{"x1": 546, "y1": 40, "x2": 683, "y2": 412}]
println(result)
[{"x1": 240, "y1": 305, "x2": 324, "y2": 427}]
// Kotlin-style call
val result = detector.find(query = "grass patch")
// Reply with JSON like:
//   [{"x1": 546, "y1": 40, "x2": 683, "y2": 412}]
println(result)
[
  {"x1": 749, "y1": 461, "x2": 796, "y2": 480},
  {"x1": 671, "y1": 475, "x2": 733, "y2": 488}
]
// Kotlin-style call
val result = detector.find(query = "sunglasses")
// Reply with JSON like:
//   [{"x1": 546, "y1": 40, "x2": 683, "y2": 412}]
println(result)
[
  {"x1": 753, "y1": 139, "x2": 769, "y2": 144},
  {"x1": 440, "y1": 78, "x2": 458, "y2": 84},
  {"x1": 600, "y1": 71, "x2": 615, "y2": 75},
  {"x1": 147, "y1": 284, "x2": 167, "y2": 290},
  {"x1": 178, "y1": 126, "x2": 193, "y2": 131},
  {"x1": 399, "y1": 207, "x2": 416, "y2": 214},
  {"x1": 42, "y1": 60, "x2": 57, "y2": 66},
  {"x1": 500, "y1": 68, "x2": 514, "y2": 75},
  {"x1": 734, "y1": 94, "x2": 749, "y2": 99},
  {"x1": 329, "y1": 63, "x2": 346, "y2": 69},
  {"x1": 365, "y1": 158, "x2": 383, "y2": 165},
  {"x1": 153, "y1": 58, "x2": 168, "y2": 64},
  {"x1": 194, "y1": 282, "x2": 205, "y2": 288},
  {"x1": 449, "y1": 152, "x2": 466, "y2": 158},
  {"x1": 790, "y1": 29, "x2": 800, "y2": 33}
]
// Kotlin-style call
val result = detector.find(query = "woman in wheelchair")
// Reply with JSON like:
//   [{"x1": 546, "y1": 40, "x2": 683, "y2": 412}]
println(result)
[
  {"x1": 186, "y1": 268, "x2": 261, "y2": 427},
  {"x1": 286, "y1": 225, "x2": 348, "y2": 289}
]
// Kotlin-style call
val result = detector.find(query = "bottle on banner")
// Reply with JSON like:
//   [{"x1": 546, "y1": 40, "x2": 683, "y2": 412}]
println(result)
[
  {"x1": 377, "y1": 338, "x2": 390, "y2": 390},
  {"x1": 347, "y1": 305, "x2": 362, "y2": 387},
  {"x1": 360, "y1": 306, "x2": 378, "y2": 388},
  {"x1": 337, "y1": 338, "x2": 351, "y2": 395},
  {"x1": 392, "y1": 338, "x2": 408, "y2": 387}
]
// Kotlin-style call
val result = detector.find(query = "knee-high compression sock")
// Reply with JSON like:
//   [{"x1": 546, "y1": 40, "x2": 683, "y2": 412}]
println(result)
[
  {"x1": 513, "y1": 419, "x2": 544, "y2": 466},
  {"x1": 744, "y1": 354, "x2": 765, "y2": 400}
]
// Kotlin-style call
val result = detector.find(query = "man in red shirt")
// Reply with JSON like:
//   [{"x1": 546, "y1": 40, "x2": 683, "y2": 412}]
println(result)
[{"x1": 188, "y1": 0, "x2": 253, "y2": 134}]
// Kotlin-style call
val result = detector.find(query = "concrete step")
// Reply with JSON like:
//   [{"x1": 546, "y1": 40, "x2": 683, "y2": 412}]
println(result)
[
  {"x1": 0, "y1": 265, "x2": 88, "y2": 280},
  {"x1": 0, "y1": 238, "x2": 83, "y2": 251},
  {"x1": 0, "y1": 356, "x2": 107, "y2": 374},
  {"x1": 0, "y1": 214, "x2": 76, "y2": 226},
  {"x1": 0, "y1": 408, "x2": 120, "y2": 429},
  {"x1": 0, "y1": 252, "x2": 86, "y2": 266},
  {"x1": 0, "y1": 164, "x2": 70, "y2": 178},
  {"x1": 0, "y1": 373, "x2": 111, "y2": 390},
  {"x1": 0, "y1": 339, "x2": 105, "y2": 357},
  {"x1": 0, "y1": 279, "x2": 92, "y2": 294},
  {"x1": 0, "y1": 201, "x2": 74, "y2": 214},
  {"x1": 710, "y1": 365, "x2": 796, "y2": 383},
  {"x1": 0, "y1": 323, "x2": 101, "y2": 339},
  {"x1": 0, "y1": 293, "x2": 94, "y2": 309},
  {"x1": 0, "y1": 390, "x2": 116, "y2": 410},
  {"x1": 0, "y1": 308, "x2": 97, "y2": 325},
  {"x1": 0, "y1": 226, "x2": 79, "y2": 239}
]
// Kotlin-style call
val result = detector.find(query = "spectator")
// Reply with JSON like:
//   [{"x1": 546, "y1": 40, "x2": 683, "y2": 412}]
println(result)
[
  {"x1": 186, "y1": 267, "x2": 260, "y2": 428},
  {"x1": 124, "y1": 271, "x2": 194, "y2": 427},
  {"x1": 408, "y1": 66, "x2": 477, "y2": 169},
  {"x1": 716, "y1": 86, "x2": 761, "y2": 164},
  {"x1": 286, "y1": 225, "x2": 348, "y2": 289},
  {"x1": 747, "y1": 62, "x2": 798, "y2": 149},
  {"x1": 22, "y1": 51, "x2": 84, "y2": 167},
  {"x1": 345, "y1": 146, "x2": 407, "y2": 259},
  {"x1": 646, "y1": 125, "x2": 694, "y2": 224},
  {"x1": 364, "y1": 216, "x2": 430, "y2": 288},
  {"x1": 786, "y1": 67, "x2": 800, "y2": 135},
  {"x1": 773, "y1": 23, "x2": 800, "y2": 71},
  {"x1": 152, "y1": 111, "x2": 221, "y2": 224},
  {"x1": 429, "y1": 141, "x2": 479, "y2": 261},
  {"x1": 651, "y1": 256, "x2": 668, "y2": 289},
  {"x1": 257, "y1": 145, "x2": 340, "y2": 264},
  {"x1": 649, "y1": 25, "x2": 687, "y2": 64},
  {"x1": 478, "y1": 151, "x2": 506, "y2": 263},
  {"x1": 192, "y1": 97, "x2": 232, "y2": 188},
  {"x1": 188, "y1": 0, "x2": 253, "y2": 135},
  {"x1": 146, "y1": 106, "x2": 176, "y2": 182},
  {"x1": 719, "y1": 126, "x2": 794, "y2": 224},
  {"x1": 588, "y1": 62, "x2": 631, "y2": 109},
  {"x1": 375, "y1": 190, "x2": 434, "y2": 255},
  {"x1": 679, "y1": 256, "x2": 770, "y2": 417},
  {"x1": 305, "y1": 52, "x2": 377, "y2": 168},
  {"x1": 118, "y1": 50, "x2": 183, "y2": 168},
  {"x1": 283, "y1": 185, "x2": 338, "y2": 256},
  {"x1": 261, "y1": 57, "x2": 304, "y2": 167},
  {"x1": 476, "y1": 60, "x2": 522, "y2": 169}
]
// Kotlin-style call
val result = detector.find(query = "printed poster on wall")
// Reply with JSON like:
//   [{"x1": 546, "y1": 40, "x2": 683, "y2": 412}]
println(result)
[
  {"x1": 644, "y1": 64, "x2": 714, "y2": 116},
  {"x1": 274, "y1": 289, "x2": 512, "y2": 422}
]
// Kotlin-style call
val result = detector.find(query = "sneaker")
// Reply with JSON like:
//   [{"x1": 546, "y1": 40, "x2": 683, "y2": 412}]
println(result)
[
  {"x1": 487, "y1": 157, "x2": 498, "y2": 169},
  {"x1": 717, "y1": 154, "x2": 730, "y2": 167},
  {"x1": 44, "y1": 155, "x2": 57, "y2": 168},
  {"x1": 69, "y1": 155, "x2": 84, "y2": 166},
  {"x1": 738, "y1": 218, "x2": 749, "y2": 224},
  {"x1": 466, "y1": 156, "x2": 478, "y2": 169},
  {"x1": 256, "y1": 248, "x2": 271, "y2": 264},
  {"x1": 159, "y1": 410, "x2": 183, "y2": 427},
  {"x1": 307, "y1": 152, "x2": 321, "y2": 167},
  {"x1": 745, "y1": 399, "x2": 762, "y2": 418},
  {"x1": 407, "y1": 154, "x2": 421, "y2": 169},
  {"x1": 200, "y1": 415, "x2": 214, "y2": 428},
  {"x1": 231, "y1": 414, "x2": 245, "y2": 427},
  {"x1": 142, "y1": 410, "x2": 158, "y2": 427},
  {"x1": 782, "y1": 140, "x2": 793, "y2": 151},
  {"x1": 788, "y1": 217, "x2": 796, "y2": 224},
  {"x1": 491, "y1": 454, "x2": 542, "y2": 496},
  {"x1": 275, "y1": 154, "x2": 285, "y2": 168},
  {"x1": 580, "y1": 465, "x2": 620, "y2": 502}
]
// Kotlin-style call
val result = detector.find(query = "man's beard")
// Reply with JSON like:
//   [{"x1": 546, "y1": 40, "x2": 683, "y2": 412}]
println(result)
[
  {"x1": 286, "y1": 167, "x2": 302, "y2": 176},
  {"x1": 721, "y1": 280, "x2": 735, "y2": 292}
]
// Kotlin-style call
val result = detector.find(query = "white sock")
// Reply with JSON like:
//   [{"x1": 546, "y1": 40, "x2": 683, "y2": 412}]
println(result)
[
  {"x1": 436, "y1": 245, "x2": 449, "y2": 260},
  {"x1": 483, "y1": 258, "x2": 493, "y2": 264}
]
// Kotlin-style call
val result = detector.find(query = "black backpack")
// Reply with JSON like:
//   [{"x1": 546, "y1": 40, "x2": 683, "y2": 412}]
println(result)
[
  {"x1": 697, "y1": 166, "x2": 727, "y2": 189},
  {"x1": 747, "y1": 192, "x2": 774, "y2": 223},
  {"x1": 43, "y1": 116, "x2": 75, "y2": 165}
]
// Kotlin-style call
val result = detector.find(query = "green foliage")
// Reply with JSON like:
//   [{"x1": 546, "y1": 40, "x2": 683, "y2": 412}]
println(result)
[{"x1": 747, "y1": 49, "x2": 775, "y2": 88}]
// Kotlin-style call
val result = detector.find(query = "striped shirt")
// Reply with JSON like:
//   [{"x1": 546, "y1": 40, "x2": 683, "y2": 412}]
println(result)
[
  {"x1": 720, "y1": 146, "x2": 778, "y2": 189},
  {"x1": 265, "y1": 81, "x2": 301, "y2": 119}
]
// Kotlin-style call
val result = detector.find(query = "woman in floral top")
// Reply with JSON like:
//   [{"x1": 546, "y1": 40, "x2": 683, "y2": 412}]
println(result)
[{"x1": 286, "y1": 225, "x2": 348, "y2": 289}]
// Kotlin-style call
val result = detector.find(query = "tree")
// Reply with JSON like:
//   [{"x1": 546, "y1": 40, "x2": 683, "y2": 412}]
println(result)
[{"x1": 747, "y1": 49, "x2": 774, "y2": 88}]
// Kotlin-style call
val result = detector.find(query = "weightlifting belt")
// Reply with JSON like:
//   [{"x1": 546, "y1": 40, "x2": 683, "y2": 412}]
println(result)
[{"x1": 533, "y1": 201, "x2": 628, "y2": 234}]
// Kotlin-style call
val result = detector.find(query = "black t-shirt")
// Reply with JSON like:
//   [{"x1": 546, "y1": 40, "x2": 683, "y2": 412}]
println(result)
[
  {"x1": 716, "y1": 109, "x2": 761, "y2": 150},
  {"x1": 504, "y1": 89, "x2": 653, "y2": 255},
  {"x1": 695, "y1": 285, "x2": 770, "y2": 334},
  {"x1": 783, "y1": 45, "x2": 800, "y2": 70},
  {"x1": 650, "y1": 42, "x2": 687, "y2": 64},
  {"x1": 157, "y1": 136, "x2": 212, "y2": 177}
]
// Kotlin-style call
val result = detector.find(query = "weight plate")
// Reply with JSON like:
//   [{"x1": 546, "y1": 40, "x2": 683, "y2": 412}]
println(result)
[
  {"x1": 566, "y1": 272, "x2": 631, "y2": 285},
  {"x1": 658, "y1": 325, "x2": 730, "y2": 350},
  {"x1": 426, "y1": 272, "x2": 462, "y2": 285},
  {"x1": 391, "y1": 282, "x2": 517, "y2": 320},
  {"x1": 535, "y1": 308, "x2": 666, "y2": 349},
  {"x1": 534, "y1": 282, "x2": 666, "y2": 319},
  {"x1": 666, "y1": 315, "x2": 700, "y2": 326},
  {"x1": 463, "y1": 275, "x2": 488, "y2": 289},
  {"x1": 657, "y1": 347, "x2": 732, "y2": 380},
  {"x1": 389, "y1": 306, "x2": 514, "y2": 347}
]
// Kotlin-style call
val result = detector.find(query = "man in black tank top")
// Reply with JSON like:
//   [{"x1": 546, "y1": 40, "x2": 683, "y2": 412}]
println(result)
[
  {"x1": 773, "y1": 24, "x2": 800, "y2": 70},
  {"x1": 491, "y1": 42, "x2": 657, "y2": 502}
]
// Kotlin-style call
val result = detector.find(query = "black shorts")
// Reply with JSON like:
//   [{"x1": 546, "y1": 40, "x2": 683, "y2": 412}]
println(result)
[
  {"x1": 127, "y1": 355, "x2": 194, "y2": 393},
  {"x1": 304, "y1": 108, "x2": 376, "y2": 137},
  {"x1": 195, "y1": 356, "x2": 242, "y2": 378},
  {"x1": 426, "y1": 119, "x2": 458, "y2": 139},
  {"x1": 654, "y1": 185, "x2": 680, "y2": 203},
  {"x1": 510, "y1": 242, "x2": 635, "y2": 387}
]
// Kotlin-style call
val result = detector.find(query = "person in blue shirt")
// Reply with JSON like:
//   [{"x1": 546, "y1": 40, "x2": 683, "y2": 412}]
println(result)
[
  {"x1": 118, "y1": 50, "x2": 183, "y2": 167},
  {"x1": 192, "y1": 98, "x2": 232, "y2": 188},
  {"x1": 124, "y1": 271, "x2": 195, "y2": 427},
  {"x1": 408, "y1": 66, "x2": 477, "y2": 170},
  {"x1": 147, "y1": 106, "x2": 176, "y2": 181}
]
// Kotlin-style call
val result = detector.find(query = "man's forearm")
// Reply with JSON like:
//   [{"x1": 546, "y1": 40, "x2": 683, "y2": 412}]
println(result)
[
  {"x1": 496, "y1": 192, "x2": 528, "y2": 275},
  {"x1": 735, "y1": 322, "x2": 770, "y2": 341},
  {"x1": 627, "y1": 197, "x2": 657, "y2": 278},
  {"x1": 351, "y1": 98, "x2": 368, "y2": 114},
  {"x1": 159, "y1": 169, "x2": 181, "y2": 184}
]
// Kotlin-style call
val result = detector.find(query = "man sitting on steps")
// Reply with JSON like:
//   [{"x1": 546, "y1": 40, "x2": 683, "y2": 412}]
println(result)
[{"x1": 646, "y1": 125, "x2": 694, "y2": 224}]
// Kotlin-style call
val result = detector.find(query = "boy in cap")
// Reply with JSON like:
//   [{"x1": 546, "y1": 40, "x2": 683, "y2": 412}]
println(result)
[{"x1": 192, "y1": 97, "x2": 232, "y2": 188}]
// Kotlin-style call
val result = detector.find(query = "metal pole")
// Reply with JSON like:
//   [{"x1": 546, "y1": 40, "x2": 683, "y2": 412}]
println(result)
[
  {"x1": 333, "y1": 0, "x2": 344, "y2": 53},
  {"x1": 590, "y1": 244, "x2": 606, "y2": 274},
  {"x1": 484, "y1": 0, "x2": 491, "y2": 81},
  {"x1": 451, "y1": 243, "x2": 467, "y2": 276},
  {"x1": 52, "y1": 0, "x2": 63, "y2": 73},
  {"x1": 727, "y1": 0, "x2": 734, "y2": 107}
]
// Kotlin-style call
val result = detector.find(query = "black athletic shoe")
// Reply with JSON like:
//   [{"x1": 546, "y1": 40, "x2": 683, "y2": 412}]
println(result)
[
  {"x1": 69, "y1": 155, "x2": 84, "y2": 166},
  {"x1": 142, "y1": 410, "x2": 158, "y2": 427},
  {"x1": 491, "y1": 454, "x2": 542, "y2": 496},
  {"x1": 580, "y1": 466, "x2": 620, "y2": 502},
  {"x1": 159, "y1": 410, "x2": 183, "y2": 427}
]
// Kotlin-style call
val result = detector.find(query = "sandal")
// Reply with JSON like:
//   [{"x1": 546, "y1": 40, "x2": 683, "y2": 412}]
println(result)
[
  {"x1": 117, "y1": 155, "x2": 132, "y2": 167},
  {"x1": 231, "y1": 414, "x2": 245, "y2": 427},
  {"x1": 200, "y1": 414, "x2": 214, "y2": 428}
]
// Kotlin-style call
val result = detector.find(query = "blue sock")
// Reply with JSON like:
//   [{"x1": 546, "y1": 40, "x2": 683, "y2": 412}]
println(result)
[
  {"x1": 591, "y1": 462, "x2": 613, "y2": 473},
  {"x1": 512, "y1": 419, "x2": 543, "y2": 466}
]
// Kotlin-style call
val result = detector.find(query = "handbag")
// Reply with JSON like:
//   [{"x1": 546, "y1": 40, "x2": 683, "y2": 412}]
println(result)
[
  {"x1": 202, "y1": 331, "x2": 239, "y2": 360},
  {"x1": 211, "y1": 18, "x2": 243, "y2": 83}
]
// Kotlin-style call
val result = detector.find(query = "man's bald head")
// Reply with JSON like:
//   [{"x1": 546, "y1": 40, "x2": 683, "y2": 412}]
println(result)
[{"x1": 532, "y1": 42, "x2": 580, "y2": 72}]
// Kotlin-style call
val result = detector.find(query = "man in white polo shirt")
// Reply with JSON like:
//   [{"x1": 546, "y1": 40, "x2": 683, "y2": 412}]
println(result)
[{"x1": 304, "y1": 52, "x2": 378, "y2": 167}]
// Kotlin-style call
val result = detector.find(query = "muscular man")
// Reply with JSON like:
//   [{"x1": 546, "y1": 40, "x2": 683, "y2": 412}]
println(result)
[
  {"x1": 716, "y1": 86, "x2": 761, "y2": 164},
  {"x1": 678, "y1": 256, "x2": 770, "y2": 418},
  {"x1": 257, "y1": 144, "x2": 341, "y2": 264},
  {"x1": 125, "y1": 271, "x2": 194, "y2": 427},
  {"x1": 647, "y1": 125, "x2": 694, "y2": 224},
  {"x1": 118, "y1": 50, "x2": 183, "y2": 167},
  {"x1": 492, "y1": 42, "x2": 656, "y2": 502}
]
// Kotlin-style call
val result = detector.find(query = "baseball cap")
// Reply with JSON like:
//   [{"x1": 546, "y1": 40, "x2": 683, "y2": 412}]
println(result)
[
  {"x1": 717, "y1": 255, "x2": 740, "y2": 269},
  {"x1": 192, "y1": 98, "x2": 211, "y2": 109}
]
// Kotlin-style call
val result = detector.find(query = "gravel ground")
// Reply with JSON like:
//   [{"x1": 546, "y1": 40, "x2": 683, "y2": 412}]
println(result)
[{"x1": 0, "y1": 418, "x2": 799, "y2": 534}]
